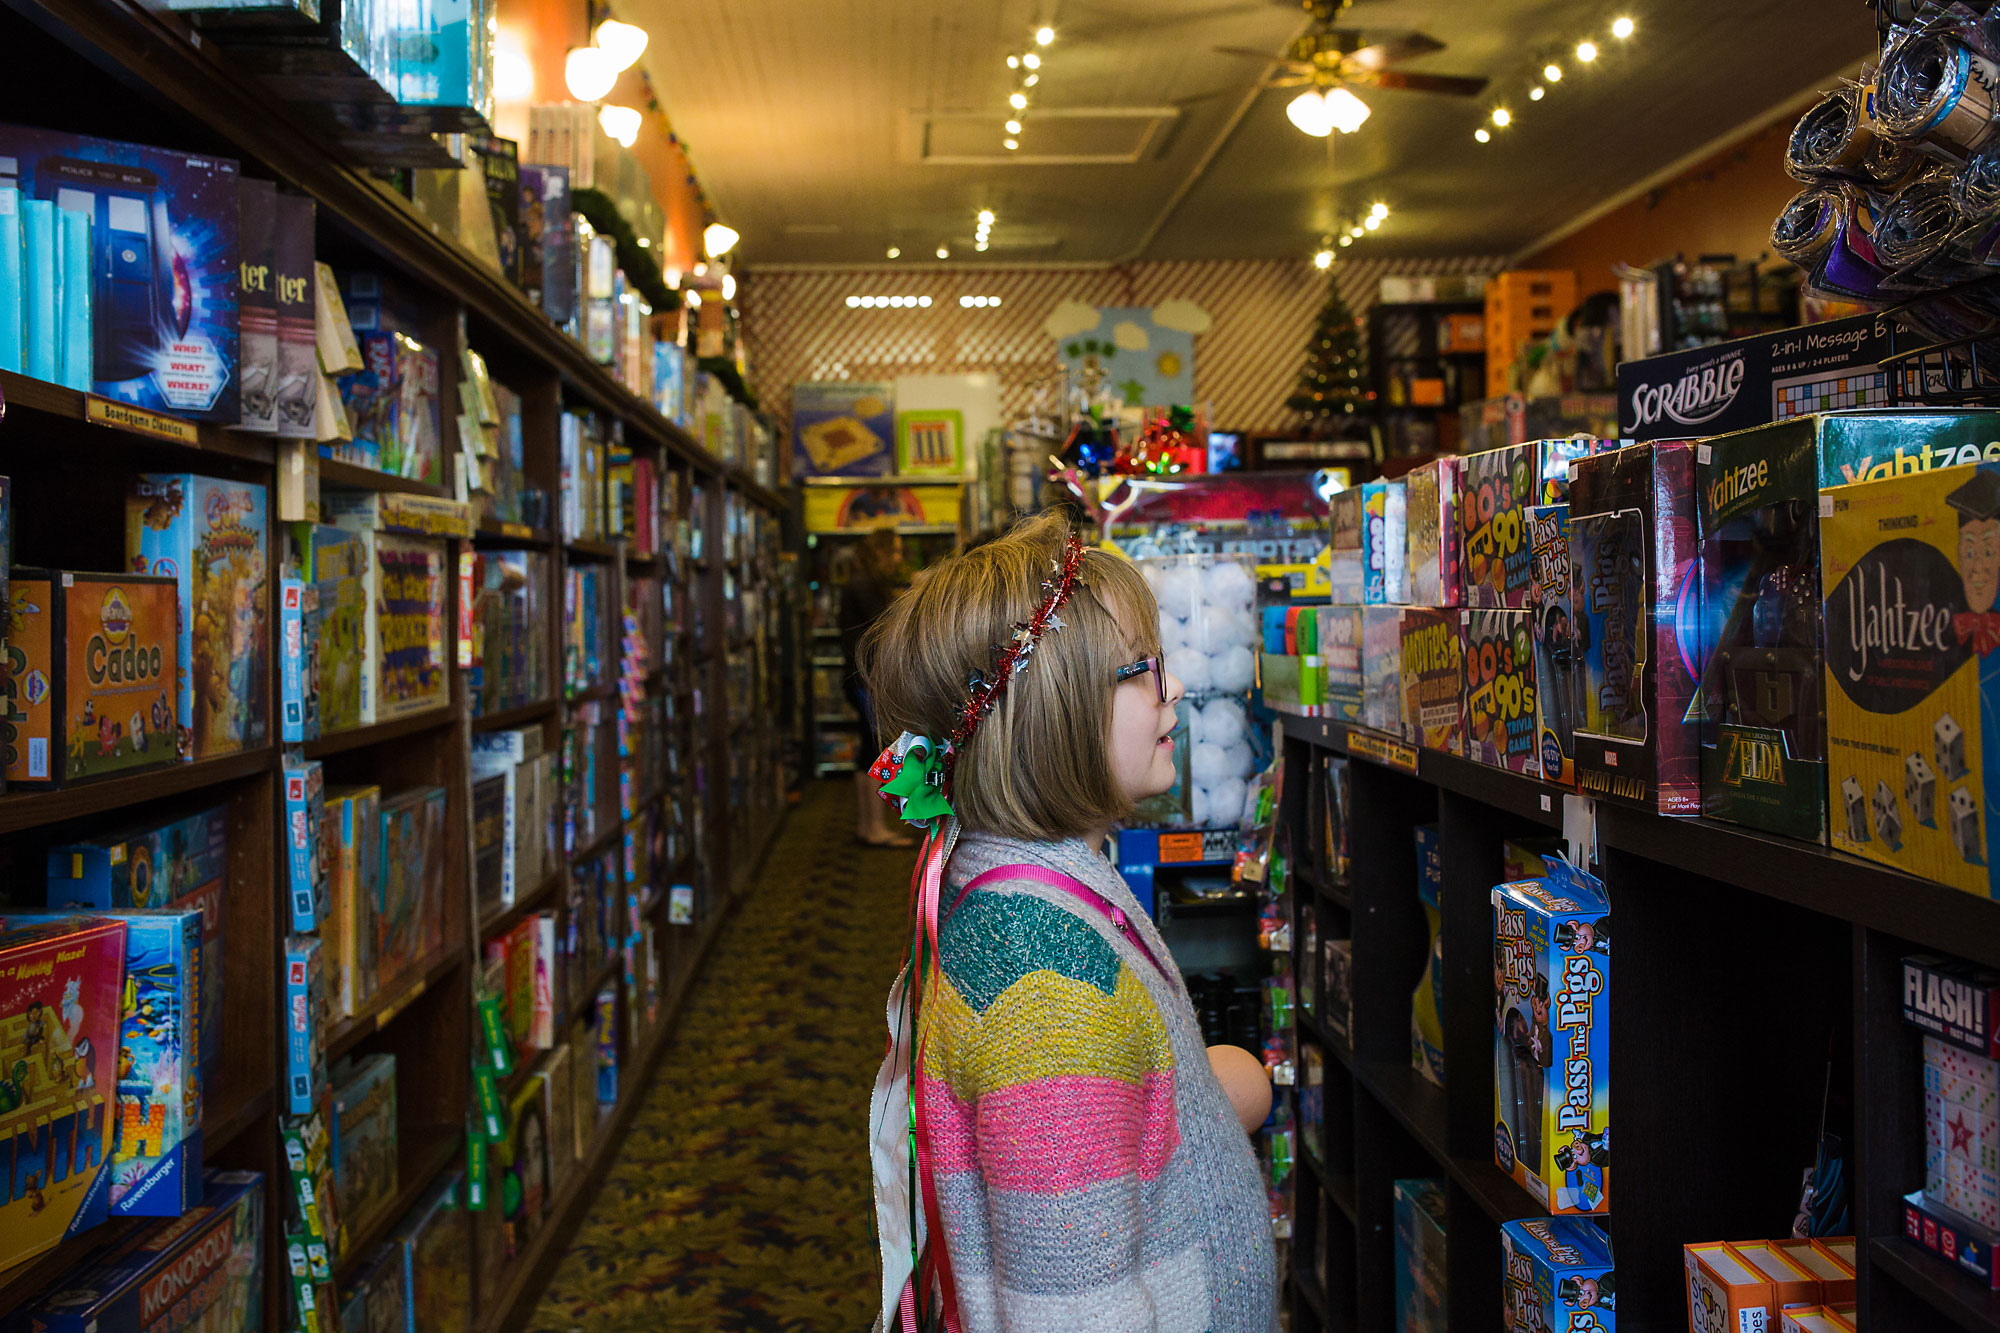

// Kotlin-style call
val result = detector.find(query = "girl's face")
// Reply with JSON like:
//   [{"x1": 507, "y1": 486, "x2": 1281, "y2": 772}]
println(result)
[{"x1": 1107, "y1": 624, "x2": 1184, "y2": 806}]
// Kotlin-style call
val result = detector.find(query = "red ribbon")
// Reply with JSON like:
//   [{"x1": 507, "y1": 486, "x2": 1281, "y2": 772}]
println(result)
[{"x1": 1956, "y1": 610, "x2": 2000, "y2": 656}]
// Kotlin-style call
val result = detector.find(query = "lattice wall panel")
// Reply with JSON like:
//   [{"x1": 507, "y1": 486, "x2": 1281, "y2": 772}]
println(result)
[{"x1": 740, "y1": 256, "x2": 1504, "y2": 436}]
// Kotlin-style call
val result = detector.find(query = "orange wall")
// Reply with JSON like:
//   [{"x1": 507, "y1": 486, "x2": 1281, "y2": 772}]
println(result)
[{"x1": 1521, "y1": 119, "x2": 1799, "y2": 298}]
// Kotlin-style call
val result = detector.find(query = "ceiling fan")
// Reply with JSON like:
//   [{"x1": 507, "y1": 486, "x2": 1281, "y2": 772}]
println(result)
[{"x1": 1216, "y1": 0, "x2": 1488, "y2": 135}]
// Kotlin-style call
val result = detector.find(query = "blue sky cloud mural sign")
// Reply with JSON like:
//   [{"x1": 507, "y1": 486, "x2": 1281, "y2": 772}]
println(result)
[{"x1": 1047, "y1": 299, "x2": 1211, "y2": 408}]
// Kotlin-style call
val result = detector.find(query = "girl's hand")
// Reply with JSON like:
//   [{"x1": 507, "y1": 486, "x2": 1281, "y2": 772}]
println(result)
[{"x1": 1208, "y1": 1044, "x2": 1272, "y2": 1134}]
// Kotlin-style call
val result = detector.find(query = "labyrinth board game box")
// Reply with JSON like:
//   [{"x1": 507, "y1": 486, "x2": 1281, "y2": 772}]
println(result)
[
  {"x1": 1502, "y1": 1216, "x2": 1616, "y2": 1331},
  {"x1": 127, "y1": 473, "x2": 270, "y2": 760},
  {"x1": 1527, "y1": 504, "x2": 1577, "y2": 786},
  {"x1": 0, "y1": 915, "x2": 125, "y2": 1269},
  {"x1": 2, "y1": 909, "x2": 200, "y2": 1217},
  {"x1": 1494, "y1": 859, "x2": 1611, "y2": 1215},
  {"x1": 1821, "y1": 460, "x2": 2000, "y2": 897},
  {"x1": 45, "y1": 802, "x2": 228, "y2": 1084},
  {"x1": 1697, "y1": 419, "x2": 1829, "y2": 842},
  {"x1": 11, "y1": 1167, "x2": 265, "y2": 1332},
  {"x1": 0, "y1": 124, "x2": 240, "y2": 421},
  {"x1": 1399, "y1": 608, "x2": 1463, "y2": 754},
  {"x1": 1461, "y1": 438, "x2": 1610, "y2": 608},
  {"x1": 1463, "y1": 609, "x2": 1540, "y2": 775},
  {"x1": 1568, "y1": 441, "x2": 1700, "y2": 814}
]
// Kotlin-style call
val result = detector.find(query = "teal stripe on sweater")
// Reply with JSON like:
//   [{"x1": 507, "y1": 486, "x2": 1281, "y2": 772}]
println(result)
[{"x1": 938, "y1": 889, "x2": 1121, "y2": 1013}]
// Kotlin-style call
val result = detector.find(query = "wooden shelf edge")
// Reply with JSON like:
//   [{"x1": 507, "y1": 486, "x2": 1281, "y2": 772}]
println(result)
[
  {"x1": 327, "y1": 948, "x2": 466, "y2": 1061},
  {"x1": 471, "y1": 699, "x2": 558, "y2": 734},
  {"x1": 1352, "y1": 1058, "x2": 1449, "y2": 1165},
  {"x1": 1868, "y1": 1237, "x2": 2000, "y2": 1332},
  {"x1": 318, "y1": 457, "x2": 452, "y2": 498},
  {"x1": 0, "y1": 1218, "x2": 142, "y2": 1312},
  {"x1": 478, "y1": 870, "x2": 563, "y2": 945},
  {"x1": 0, "y1": 370, "x2": 274, "y2": 465},
  {"x1": 304, "y1": 706, "x2": 458, "y2": 759},
  {"x1": 0, "y1": 746, "x2": 273, "y2": 837}
]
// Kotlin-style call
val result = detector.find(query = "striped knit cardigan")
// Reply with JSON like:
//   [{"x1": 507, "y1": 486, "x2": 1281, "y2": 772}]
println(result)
[{"x1": 882, "y1": 830, "x2": 1278, "y2": 1333}]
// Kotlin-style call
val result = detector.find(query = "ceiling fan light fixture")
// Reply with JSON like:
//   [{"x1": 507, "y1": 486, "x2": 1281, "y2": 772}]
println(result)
[
  {"x1": 564, "y1": 46, "x2": 618, "y2": 101},
  {"x1": 1324, "y1": 86, "x2": 1371, "y2": 133},
  {"x1": 597, "y1": 104, "x2": 641, "y2": 147},
  {"x1": 1285, "y1": 89, "x2": 1336, "y2": 137},
  {"x1": 1612, "y1": 16, "x2": 1635, "y2": 39},
  {"x1": 593, "y1": 18, "x2": 649, "y2": 72}
]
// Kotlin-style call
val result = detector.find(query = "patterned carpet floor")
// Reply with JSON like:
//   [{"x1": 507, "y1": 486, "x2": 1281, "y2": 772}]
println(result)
[{"x1": 529, "y1": 781, "x2": 911, "y2": 1332}]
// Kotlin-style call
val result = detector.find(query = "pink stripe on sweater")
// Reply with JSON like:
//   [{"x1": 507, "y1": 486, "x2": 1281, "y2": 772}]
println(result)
[{"x1": 919, "y1": 1072, "x2": 1181, "y2": 1192}]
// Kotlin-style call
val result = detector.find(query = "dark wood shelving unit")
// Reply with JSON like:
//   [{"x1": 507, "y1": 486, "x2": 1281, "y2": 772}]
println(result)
[
  {"x1": 1277, "y1": 712, "x2": 2000, "y2": 1331},
  {"x1": 0, "y1": 4, "x2": 792, "y2": 1327}
]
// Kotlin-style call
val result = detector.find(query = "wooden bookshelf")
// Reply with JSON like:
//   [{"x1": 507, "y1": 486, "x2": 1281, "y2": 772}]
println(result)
[
  {"x1": 0, "y1": 19, "x2": 785, "y2": 1333},
  {"x1": 1277, "y1": 714, "x2": 2000, "y2": 1333}
]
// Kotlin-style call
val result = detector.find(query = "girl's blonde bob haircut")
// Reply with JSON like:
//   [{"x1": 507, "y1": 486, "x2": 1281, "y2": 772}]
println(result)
[{"x1": 860, "y1": 512, "x2": 1163, "y2": 842}]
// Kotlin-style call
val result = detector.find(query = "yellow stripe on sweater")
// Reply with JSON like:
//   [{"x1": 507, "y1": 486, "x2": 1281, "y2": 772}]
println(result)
[{"x1": 922, "y1": 965, "x2": 1176, "y2": 1100}]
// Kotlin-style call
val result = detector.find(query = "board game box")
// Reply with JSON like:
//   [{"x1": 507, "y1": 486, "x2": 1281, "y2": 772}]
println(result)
[
  {"x1": 126, "y1": 473, "x2": 269, "y2": 760},
  {"x1": 1568, "y1": 441, "x2": 1701, "y2": 814},
  {"x1": 1405, "y1": 456, "x2": 1463, "y2": 607},
  {"x1": 366, "y1": 532, "x2": 448, "y2": 723},
  {"x1": 285, "y1": 936, "x2": 325, "y2": 1116},
  {"x1": 1361, "y1": 479, "x2": 1408, "y2": 604},
  {"x1": 2, "y1": 909, "x2": 201, "y2": 1217},
  {"x1": 1461, "y1": 439, "x2": 1611, "y2": 608},
  {"x1": 1697, "y1": 418, "x2": 1831, "y2": 842},
  {"x1": 1821, "y1": 460, "x2": 2000, "y2": 897},
  {"x1": 337, "y1": 1242, "x2": 406, "y2": 1333},
  {"x1": 1399, "y1": 607, "x2": 1463, "y2": 754},
  {"x1": 1494, "y1": 858, "x2": 1611, "y2": 1215},
  {"x1": 284, "y1": 754, "x2": 327, "y2": 933},
  {"x1": 300, "y1": 523, "x2": 367, "y2": 733},
  {"x1": 501, "y1": 1076, "x2": 549, "y2": 1258},
  {"x1": 0, "y1": 915, "x2": 125, "y2": 1269},
  {"x1": 1463, "y1": 609, "x2": 1540, "y2": 776},
  {"x1": 331, "y1": 1053, "x2": 398, "y2": 1244},
  {"x1": 377, "y1": 785, "x2": 447, "y2": 988},
  {"x1": 45, "y1": 801, "x2": 228, "y2": 1083},
  {"x1": 5, "y1": 570, "x2": 181, "y2": 787},
  {"x1": 1411, "y1": 825, "x2": 1445, "y2": 1086},
  {"x1": 323, "y1": 785, "x2": 381, "y2": 1019},
  {"x1": 1903, "y1": 953, "x2": 2000, "y2": 1060},
  {"x1": 11, "y1": 1167, "x2": 265, "y2": 1332},
  {"x1": 394, "y1": 1172, "x2": 471, "y2": 1333},
  {"x1": 1527, "y1": 504, "x2": 1577, "y2": 786},
  {"x1": 0, "y1": 124, "x2": 240, "y2": 421},
  {"x1": 1502, "y1": 1216, "x2": 1616, "y2": 1331}
]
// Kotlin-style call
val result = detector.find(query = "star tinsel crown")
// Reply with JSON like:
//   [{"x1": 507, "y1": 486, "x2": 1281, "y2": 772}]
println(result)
[{"x1": 944, "y1": 530, "x2": 1088, "y2": 791}]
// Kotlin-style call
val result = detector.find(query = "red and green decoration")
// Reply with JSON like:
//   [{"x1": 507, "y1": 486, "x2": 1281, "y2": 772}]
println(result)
[{"x1": 1286, "y1": 273, "x2": 1372, "y2": 431}]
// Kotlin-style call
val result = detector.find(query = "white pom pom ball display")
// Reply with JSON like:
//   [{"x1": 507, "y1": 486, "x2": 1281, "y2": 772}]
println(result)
[
  {"x1": 1190, "y1": 740, "x2": 1232, "y2": 786},
  {"x1": 1203, "y1": 559, "x2": 1257, "y2": 612},
  {"x1": 1156, "y1": 614, "x2": 1188, "y2": 655},
  {"x1": 1209, "y1": 644, "x2": 1255, "y2": 695},
  {"x1": 1190, "y1": 784, "x2": 1213, "y2": 827},
  {"x1": 1208, "y1": 776, "x2": 1248, "y2": 828},
  {"x1": 1198, "y1": 698, "x2": 1248, "y2": 750},
  {"x1": 1152, "y1": 564, "x2": 1199, "y2": 619},
  {"x1": 1166, "y1": 648, "x2": 1213, "y2": 695}
]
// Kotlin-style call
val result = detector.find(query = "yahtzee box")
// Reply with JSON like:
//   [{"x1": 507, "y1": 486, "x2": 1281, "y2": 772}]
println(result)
[{"x1": 1822, "y1": 460, "x2": 2000, "y2": 897}]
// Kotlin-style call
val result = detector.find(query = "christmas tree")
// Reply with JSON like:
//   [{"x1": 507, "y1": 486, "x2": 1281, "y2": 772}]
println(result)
[{"x1": 1286, "y1": 271, "x2": 1371, "y2": 430}]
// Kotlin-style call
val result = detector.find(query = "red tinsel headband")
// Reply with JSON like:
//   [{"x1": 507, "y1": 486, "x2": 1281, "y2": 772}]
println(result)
[{"x1": 943, "y1": 529, "x2": 1089, "y2": 793}]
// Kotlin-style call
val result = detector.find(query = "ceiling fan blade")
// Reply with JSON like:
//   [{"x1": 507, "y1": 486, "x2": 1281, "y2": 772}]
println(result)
[
  {"x1": 1267, "y1": 74, "x2": 1315, "y2": 87},
  {"x1": 1344, "y1": 32, "x2": 1446, "y2": 70},
  {"x1": 1214, "y1": 45, "x2": 1305, "y2": 67},
  {"x1": 1361, "y1": 68, "x2": 1490, "y2": 96}
]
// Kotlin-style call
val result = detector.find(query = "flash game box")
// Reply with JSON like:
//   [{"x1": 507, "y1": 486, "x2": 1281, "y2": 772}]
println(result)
[
  {"x1": 1568, "y1": 441, "x2": 1700, "y2": 814},
  {"x1": 1821, "y1": 460, "x2": 2000, "y2": 897},
  {"x1": 1494, "y1": 858, "x2": 1611, "y2": 1215}
]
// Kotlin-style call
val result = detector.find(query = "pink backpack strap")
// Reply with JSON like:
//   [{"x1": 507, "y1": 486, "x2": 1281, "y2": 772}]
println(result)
[{"x1": 951, "y1": 863, "x2": 1170, "y2": 980}]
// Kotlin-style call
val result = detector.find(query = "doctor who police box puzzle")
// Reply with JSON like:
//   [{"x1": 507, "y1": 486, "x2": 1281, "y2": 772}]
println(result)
[
  {"x1": 1493, "y1": 858, "x2": 1611, "y2": 1216},
  {"x1": 1821, "y1": 458, "x2": 2000, "y2": 899},
  {"x1": 1568, "y1": 440, "x2": 1700, "y2": 814},
  {"x1": 0, "y1": 124, "x2": 238, "y2": 421}
]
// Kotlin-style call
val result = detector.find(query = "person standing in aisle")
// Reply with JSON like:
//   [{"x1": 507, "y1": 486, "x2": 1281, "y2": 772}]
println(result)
[
  {"x1": 843, "y1": 527, "x2": 913, "y2": 847},
  {"x1": 860, "y1": 512, "x2": 1277, "y2": 1333}
]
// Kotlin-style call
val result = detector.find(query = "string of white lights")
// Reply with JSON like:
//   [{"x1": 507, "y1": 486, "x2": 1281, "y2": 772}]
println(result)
[{"x1": 1475, "y1": 11, "x2": 1637, "y2": 144}]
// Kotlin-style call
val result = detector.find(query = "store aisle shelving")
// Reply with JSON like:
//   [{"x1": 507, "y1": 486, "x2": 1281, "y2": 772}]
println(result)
[{"x1": 529, "y1": 782, "x2": 912, "y2": 1331}]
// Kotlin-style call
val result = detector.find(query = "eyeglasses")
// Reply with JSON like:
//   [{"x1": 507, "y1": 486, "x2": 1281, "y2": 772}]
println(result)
[{"x1": 1114, "y1": 655, "x2": 1167, "y2": 704}]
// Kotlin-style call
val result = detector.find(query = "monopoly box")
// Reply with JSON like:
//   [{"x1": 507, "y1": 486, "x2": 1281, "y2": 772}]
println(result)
[
  {"x1": 1821, "y1": 460, "x2": 2000, "y2": 897},
  {"x1": 1461, "y1": 438, "x2": 1612, "y2": 608},
  {"x1": 1404, "y1": 456, "x2": 1463, "y2": 607},
  {"x1": 1696, "y1": 419, "x2": 1829, "y2": 841},
  {"x1": 0, "y1": 124, "x2": 240, "y2": 421},
  {"x1": 45, "y1": 801, "x2": 228, "y2": 1083},
  {"x1": 1400, "y1": 608, "x2": 1463, "y2": 754},
  {"x1": 0, "y1": 916, "x2": 125, "y2": 1270},
  {"x1": 1493, "y1": 859, "x2": 1611, "y2": 1215},
  {"x1": 1568, "y1": 441, "x2": 1700, "y2": 814},
  {"x1": 1501, "y1": 1216, "x2": 1616, "y2": 1331},
  {"x1": 1463, "y1": 609, "x2": 1540, "y2": 776},
  {"x1": 2, "y1": 909, "x2": 201, "y2": 1217},
  {"x1": 11, "y1": 1168, "x2": 265, "y2": 1333},
  {"x1": 126, "y1": 473, "x2": 270, "y2": 760},
  {"x1": 1527, "y1": 505, "x2": 1577, "y2": 785}
]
